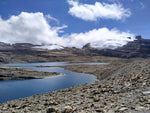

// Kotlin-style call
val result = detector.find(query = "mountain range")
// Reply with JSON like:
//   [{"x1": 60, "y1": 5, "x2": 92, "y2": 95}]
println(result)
[
  {"x1": 82, "y1": 36, "x2": 150, "y2": 58},
  {"x1": 0, "y1": 36, "x2": 150, "y2": 63}
]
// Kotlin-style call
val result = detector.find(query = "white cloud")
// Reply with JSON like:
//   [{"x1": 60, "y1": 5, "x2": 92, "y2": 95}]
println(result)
[
  {"x1": 53, "y1": 24, "x2": 68, "y2": 33},
  {"x1": 0, "y1": 12, "x2": 66, "y2": 46},
  {"x1": 67, "y1": 0, "x2": 131, "y2": 21},
  {"x1": 139, "y1": 1, "x2": 145, "y2": 8},
  {"x1": 0, "y1": 12, "x2": 135, "y2": 50},
  {"x1": 66, "y1": 27, "x2": 135, "y2": 49},
  {"x1": 45, "y1": 14, "x2": 59, "y2": 25},
  {"x1": 34, "y1": 44, "x2": 64, "y2": 50}
]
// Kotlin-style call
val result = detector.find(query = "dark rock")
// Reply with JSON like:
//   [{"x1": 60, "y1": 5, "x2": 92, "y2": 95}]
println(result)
[
  {"x1": 47, "y1": 107, "x2": 56, "y2": 113},
  {"x1": 95, "y1": 109, "x2": 104, "y2": 113},
  {"x1": 57, "y1": 106, "x2": 73, "y2": 113},
  {"x1": 82, "y1": 36, "x2": 150, "y2": 58},
  {"x1": 93, "y1": 95, "x2": 100, "y2": 102}
]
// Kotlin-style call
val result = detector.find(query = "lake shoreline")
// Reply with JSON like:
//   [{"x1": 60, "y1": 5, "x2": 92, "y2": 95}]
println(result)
[
  {"x1": 0, "y1": 65, "x2": 60, "y2": 81},
  {"x1": 0, "y1": 58, "x2": 150, "y2": 112},
  {"x1": 0, "y1": 62, "x2": 98, "y2": 104},
  {"x1": 0, "y1": 62, "x2": 108, "y2": 81}
]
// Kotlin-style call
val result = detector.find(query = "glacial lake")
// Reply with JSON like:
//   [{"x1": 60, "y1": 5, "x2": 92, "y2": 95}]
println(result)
[{"x1": 0, "y1": 62, "x2": 107, "y2": 103}]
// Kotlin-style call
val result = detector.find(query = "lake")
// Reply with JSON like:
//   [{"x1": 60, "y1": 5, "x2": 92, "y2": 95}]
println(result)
[{"x1": 0, "y1": 62, "x2": 107, "y2": 103}]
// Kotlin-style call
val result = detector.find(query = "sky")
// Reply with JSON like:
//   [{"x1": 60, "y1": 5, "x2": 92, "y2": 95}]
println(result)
[{"x1": 0, "y1": 0, "x2": 149, "y2": 49}]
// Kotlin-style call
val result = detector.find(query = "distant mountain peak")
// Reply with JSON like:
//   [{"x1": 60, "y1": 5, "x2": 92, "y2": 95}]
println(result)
[{"x1": 82, "y1": 36, "x2": 150, "y2": 58}]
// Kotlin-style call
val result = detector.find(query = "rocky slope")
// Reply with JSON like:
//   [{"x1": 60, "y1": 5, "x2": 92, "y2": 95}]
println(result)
[
  {"x1": 0, "y1": 42, "x2": 84, "y2": 63},
  {"x1": 82, "y1": 36, "x2": 150, "y2": 58},
  {"x1": 0, "y1": 36, "x2": 150, "y2": 63},
  {"x1": 0, "y1": 36, "x2": 150, "y2": 112},
  {"x1": 0, "y1": 59, "x2": 149, "y2": 113}
]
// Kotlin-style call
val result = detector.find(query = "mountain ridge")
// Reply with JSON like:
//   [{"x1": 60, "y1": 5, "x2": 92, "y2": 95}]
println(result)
[
  {"x1": 82, "y1": 36, "x2": 150, "y2": 58},
  {"x1": 0, "y1": 36, "x2": 150, "y2": 63}
]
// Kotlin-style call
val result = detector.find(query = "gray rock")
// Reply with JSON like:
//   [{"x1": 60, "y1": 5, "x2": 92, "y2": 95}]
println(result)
[
  {"x1": 47, "y1": 107, "x2": 56, "y2": 113},
  {"x1": 57, "y1": 106, "x2": 73, "y2": 113},
  {"x1": 93, "y1": 95, "x2": 100, "y2": 102},
  {"x1": 142, "y1": 91, "x2": 150, "y2": 95}
]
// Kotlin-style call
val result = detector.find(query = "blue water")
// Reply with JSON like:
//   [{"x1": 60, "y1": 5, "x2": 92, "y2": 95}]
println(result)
[
  {"x1": 5, "y1": 62, "x2": 108, "y2": 67},
  {"x1": 0, "y1": 62, "x2": 105, "y2": 104}
]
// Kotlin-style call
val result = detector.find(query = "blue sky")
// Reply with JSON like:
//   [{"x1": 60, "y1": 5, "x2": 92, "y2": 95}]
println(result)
[{"x1": 0, "y1": 0, "x2": 149, "y2": 49}]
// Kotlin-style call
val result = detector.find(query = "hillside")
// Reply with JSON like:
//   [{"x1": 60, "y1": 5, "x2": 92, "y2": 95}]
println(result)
[
  {"x1": 83, "y1": 36, "x2": 150, "y2": 58},
  {"x1": 0, "y1": 58, "x2": 149, "y2": 113},
  {"x1": 0, "y1": 36, "x2": 150, "y2": 63}
]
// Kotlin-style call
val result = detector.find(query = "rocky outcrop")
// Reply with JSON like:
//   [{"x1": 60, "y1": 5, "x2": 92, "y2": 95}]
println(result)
[
  {"x1": 0, "y1": 42, "x2": 83, "y2": 63},
  {"x1": 0, "y1": 36, "x2": 150, "y2": 64},
  {"x1": 82, "y1": 36, "x2": 150, "y2": 58}
]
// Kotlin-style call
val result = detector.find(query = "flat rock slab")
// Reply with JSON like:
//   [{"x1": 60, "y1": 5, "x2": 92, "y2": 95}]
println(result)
[{"x1": 142, "y1": 91, "x2": 150, "y2": 95}]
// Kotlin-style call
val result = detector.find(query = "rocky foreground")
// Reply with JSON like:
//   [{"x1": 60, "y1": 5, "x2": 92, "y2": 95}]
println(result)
[
  {"x1": 0, "y1": 65, "x2": 60, "y2": 80},
  {"x1": 0, "y1": 59, "x2": 150, "y2": 113}
]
